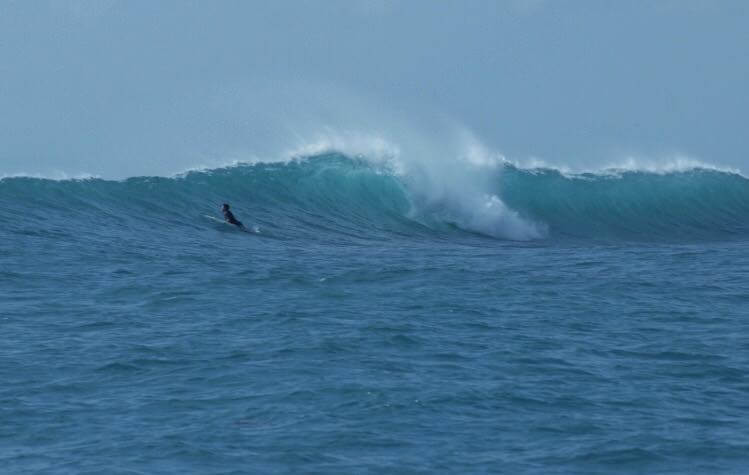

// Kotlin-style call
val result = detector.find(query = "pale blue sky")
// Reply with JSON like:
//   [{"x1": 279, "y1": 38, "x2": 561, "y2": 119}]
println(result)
[{"x1": 1, "y1": 0, "x2": 747, "y2": 177}]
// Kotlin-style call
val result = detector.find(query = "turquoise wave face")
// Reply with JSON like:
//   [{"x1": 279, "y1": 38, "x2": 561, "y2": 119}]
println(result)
[
  {"x1": 499, "y1": 165, "x2": 749, "y2": 241},
  {"x1": 2, "y1": 153, "x2": 749, "y2": 242}
]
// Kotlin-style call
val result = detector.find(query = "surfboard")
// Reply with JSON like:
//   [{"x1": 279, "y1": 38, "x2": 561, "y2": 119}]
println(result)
[{"x1": 203, "y1": 215, "x2": 260, "y2": 234}]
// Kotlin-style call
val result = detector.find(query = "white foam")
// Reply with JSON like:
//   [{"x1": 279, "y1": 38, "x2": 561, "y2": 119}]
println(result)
[
  {"x1": 399, "y1": 128, "x2": 545, "y2": 240},
  {"x1": 453, "y1": 194, "x2": 547, "y2": 240},
  {"x1": 0, "y1": 171, "x2": 100, "y2": 182},
  {"x1": 507, "y1": 155, "x2": 744, "y2": 178},
  {"x1": 596, "y1": 156, "x2": 743, "y2": 176}
]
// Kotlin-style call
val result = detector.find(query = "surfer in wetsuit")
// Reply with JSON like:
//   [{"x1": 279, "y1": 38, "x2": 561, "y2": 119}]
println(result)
[{"x1": 221, "y1": 203, "x2": 244, "y2": 228}]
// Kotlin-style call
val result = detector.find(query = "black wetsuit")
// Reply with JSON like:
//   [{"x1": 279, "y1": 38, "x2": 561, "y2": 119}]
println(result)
[{"x1": 223, "y1": 209, "x2": 243, "y2": 227}]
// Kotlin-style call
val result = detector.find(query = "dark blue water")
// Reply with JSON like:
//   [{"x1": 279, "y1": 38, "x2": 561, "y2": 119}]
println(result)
[{"x1": 2, "y1": 154, "x2": 749, "y2": 473}]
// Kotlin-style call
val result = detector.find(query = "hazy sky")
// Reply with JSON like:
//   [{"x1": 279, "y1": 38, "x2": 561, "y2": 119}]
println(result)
[{"x1": 1, "y1": 0, "x2": 747, "y2": 177}]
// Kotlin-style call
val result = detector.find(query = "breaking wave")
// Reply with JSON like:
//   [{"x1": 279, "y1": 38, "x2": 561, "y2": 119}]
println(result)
[{"x1": 2, "y1": 152, "x2": 749, "y2": 243}]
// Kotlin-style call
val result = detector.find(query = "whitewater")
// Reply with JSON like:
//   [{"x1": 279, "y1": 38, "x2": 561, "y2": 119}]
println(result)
[{"x1": 3, "y1": 150, "x2": 749, "y2": 473}]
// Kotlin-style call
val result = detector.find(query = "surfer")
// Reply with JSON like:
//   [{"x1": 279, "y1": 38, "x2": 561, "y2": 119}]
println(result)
[{"x1": 221, "y1": 203, "x2": 244, "y2": 228}]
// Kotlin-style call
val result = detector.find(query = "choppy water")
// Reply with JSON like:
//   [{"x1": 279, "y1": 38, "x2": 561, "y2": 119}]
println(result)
[{"x1": 2, "y1": 154, "x2": 749, "y2": 473}]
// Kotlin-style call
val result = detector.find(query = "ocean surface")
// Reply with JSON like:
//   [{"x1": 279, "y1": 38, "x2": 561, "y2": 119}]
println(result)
[{"x1": 2, "y1": 153, "x2": 749, "y2": 474}]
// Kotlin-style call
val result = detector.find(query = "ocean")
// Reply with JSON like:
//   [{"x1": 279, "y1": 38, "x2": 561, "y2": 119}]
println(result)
[{"x1": 2, "y1": 152, "x2": 748, "y2": 473}]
